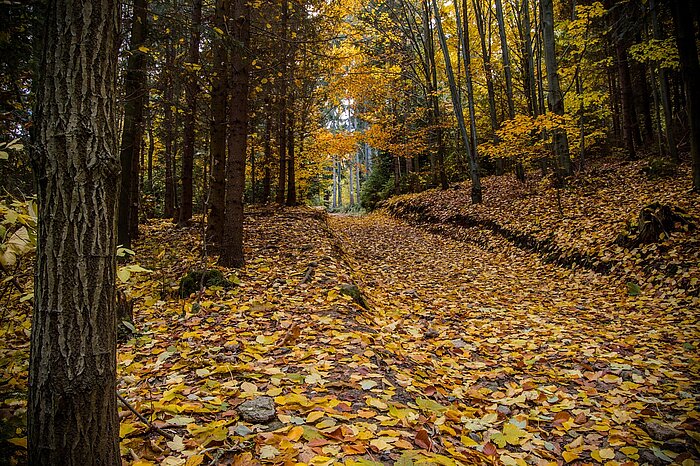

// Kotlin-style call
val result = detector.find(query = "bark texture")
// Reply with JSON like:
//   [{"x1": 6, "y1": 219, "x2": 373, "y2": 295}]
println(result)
[
  {"x1": 29, "y1": 0, "x2": 121, "y2": 463},
  {"x1": 219, "y1": 0, "x2": 249, "y2": 267}
]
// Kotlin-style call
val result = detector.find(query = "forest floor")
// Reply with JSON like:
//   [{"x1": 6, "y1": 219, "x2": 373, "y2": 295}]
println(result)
[{"x1": 1, "y1": 161, "x2": 699, "y2": 466}]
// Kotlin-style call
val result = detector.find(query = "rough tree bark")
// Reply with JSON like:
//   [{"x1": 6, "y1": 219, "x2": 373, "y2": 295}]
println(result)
[
  {"x1": 29, "y1": 0, "x2": 120, "y2": 463},
  {"x1": 118, "y1": 0, "x2": 148, "y2": 248},
  {"x1": 219, "y1": 0, "x2": 249, "y2": 267}
]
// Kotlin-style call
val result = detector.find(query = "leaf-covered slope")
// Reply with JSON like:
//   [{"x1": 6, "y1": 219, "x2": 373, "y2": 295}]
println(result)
[{"x1": 384, "y1": 160, "x2": 699, "y2": 298}]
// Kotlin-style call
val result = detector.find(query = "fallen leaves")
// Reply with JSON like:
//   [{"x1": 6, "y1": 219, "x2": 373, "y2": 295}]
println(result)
[{"x1": 2, "y1": 193, "x2": 699, "y2": 465}]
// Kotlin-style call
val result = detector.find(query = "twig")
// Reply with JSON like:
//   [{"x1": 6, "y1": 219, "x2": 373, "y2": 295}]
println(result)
[{"x1": 117, "y1": 391, "x2": 175, "y2": 440}]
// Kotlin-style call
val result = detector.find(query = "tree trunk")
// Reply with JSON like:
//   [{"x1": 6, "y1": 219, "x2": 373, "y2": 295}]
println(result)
[
  {"x1": 669, "y1": 0, "x2": 700, "y2": 191},
  {"x1": 163, "y1": 37, "x2": 176, "y2": 219},
  {"x1": 521, "y1": 0, "x2": 538, "y2": 116},
  {"x1": 542, "y1": 0, "x2": 572, "y2": 177},
  {"x1": 29, "y1": 0, "x2": 120, "y2": 463},
  {"x1": 262, "y1": 106, "x2": 272, "y2": 202},
  {"x1": 286, "y1": 90, "x2": 297, "y2": 205},
  {"x1": 276, "y1": 0, "x2": 289, "y2": 204},
  {"x1": 207, "y1": 0, "x2": 229, "y2": 244},
  {"x1": 219, "y1": 0, "x2": 249, "y2": 267},
  {"x1": 432, "y1": 0, "x2": 481, "y2": 201},
  {"x1": 473, "y1": 0, "x2": 499, "y2": 135},
  {"x1": 456, "y1": 0, "x2": 481, "y2": 176},
  {"x1": 179, "y1": 0, "x2": 203, "y2": 225},
  {"x1": 611, "y1": 2, "x2": 639, "y2": 159},
  {"x1": 650, "y1": 0, "x2": 677, "y2": 161},
  {"x1": 118, "y1": 0, "x2": 148, "y2": 248},
  {"x1": 495, "y1": 0, "x2": 515, "y2": 119},
  {"x1": 331, "y1": 157, "x2": 337, "y2": 208}
]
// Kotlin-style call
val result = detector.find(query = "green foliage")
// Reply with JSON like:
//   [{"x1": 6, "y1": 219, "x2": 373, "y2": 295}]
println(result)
[
  {"x1": 360, "y1": 151, "x2": 393, "y2": 210},
  {"x1": 629, "y1": 38, "x2": 679, "y2": 71}
]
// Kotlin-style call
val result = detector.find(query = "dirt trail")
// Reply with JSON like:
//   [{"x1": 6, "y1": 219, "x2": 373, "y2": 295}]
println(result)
[{"x1": 329, "y1": 212, "x2": 699, "y2": 464}]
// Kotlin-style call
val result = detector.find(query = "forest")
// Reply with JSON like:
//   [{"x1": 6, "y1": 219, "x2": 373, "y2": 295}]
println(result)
[{"x1": 0, "y1": 0, "x2": 699, "y2": 464}]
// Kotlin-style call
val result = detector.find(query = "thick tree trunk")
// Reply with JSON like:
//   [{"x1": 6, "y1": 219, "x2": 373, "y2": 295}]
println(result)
[
  {"x1": 29, "y1": 0, "x2": 120, "y2": 463},
  {"x1": 207, "y1": 0, "x2": 229, "y2": 244},
  {"x1": 179, "y1": 0, "x2": 203, "y2": 225},
  {"x1": 669, "y1": 0, "x2": 700, "y2": 191},
  {"x1": 219, "y1": 0, "x2": 249, "y2": 267},
  {"x1": 118, "y1": 0, "x2": 148, "y2": 248},
  {"x1": 542, "y1": 0, "x2": 572, "y2": 177}
]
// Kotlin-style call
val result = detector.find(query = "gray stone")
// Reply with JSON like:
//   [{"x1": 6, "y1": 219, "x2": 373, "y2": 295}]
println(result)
[
  {"x1": 339, "y1": 283, "x2": 368, "y2": 308},
  {"x1": 644, "y1": 420, "x2": 683, "y2": 441},
  {"x1": 237, "y1": 396, "x2": 276, "y2": 424}
]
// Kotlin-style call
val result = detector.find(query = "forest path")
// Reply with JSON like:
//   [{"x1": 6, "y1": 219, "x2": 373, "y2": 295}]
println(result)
[{"x1": 328, "y1": 212, "x2": 699, "y2": 463}]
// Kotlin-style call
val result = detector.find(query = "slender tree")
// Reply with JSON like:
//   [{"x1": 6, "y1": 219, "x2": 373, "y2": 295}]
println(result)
[
  {"x1": 179, "y1": 0, "x2": 203, "y2": 225},
  {"x1": 207, "y1": 0, "x2": 229, "y2": 244},
  {"x1": 541, "y1": 0, "x2": 572, "y2": 177},
  {"x1": 118, "y1": 0, "x2": 149, "y2": 248},
  {"x1": 432, "y1": 0, "x2": 482, "y2": 202},
  {"x1": 29, "y1": 0, "x2": 120, "y2": 463}
]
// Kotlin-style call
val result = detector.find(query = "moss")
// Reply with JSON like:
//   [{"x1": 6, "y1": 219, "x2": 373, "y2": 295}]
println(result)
[{"x1": 179, "y1": 269, "x2": 231, "y2": 297}]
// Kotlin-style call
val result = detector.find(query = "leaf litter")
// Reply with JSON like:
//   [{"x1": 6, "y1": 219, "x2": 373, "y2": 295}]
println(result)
[{"x1": 0, "y1": 194, "x2": 698, "y2": 465}]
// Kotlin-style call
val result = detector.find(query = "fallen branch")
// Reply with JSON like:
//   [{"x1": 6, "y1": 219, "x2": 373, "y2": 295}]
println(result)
[{"x1": 117, "y1": 391, "x2": 175, "y2": 440}]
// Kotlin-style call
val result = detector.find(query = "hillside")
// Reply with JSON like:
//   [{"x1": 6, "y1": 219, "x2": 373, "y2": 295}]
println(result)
[{"x1": 384, "y1": 159, "x2": 700, "y2": 301}]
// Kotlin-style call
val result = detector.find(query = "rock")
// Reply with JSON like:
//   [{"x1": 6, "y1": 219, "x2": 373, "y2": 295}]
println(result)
[
  {"x1": 644, "y1": 420, "x2": 683, "y2": 441},
  {"x1": 236, "y1": 396, "x2": 276, "y2": 424},
  {"x1": 638, "y1": 448, "x2": 668, "y2": 465},
  {"x1": 179, "y1": 269, "x2": 232, "y2": 297},
  {"x1": 339, "y1": 283, "x2": 368, "y2": 308}
]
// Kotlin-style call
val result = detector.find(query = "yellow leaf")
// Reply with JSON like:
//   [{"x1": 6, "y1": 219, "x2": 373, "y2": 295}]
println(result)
[
  {"x1": 288, "y1": 425, "x2": 304, "y2": 441},
  {"x1": 120, "y1": 422, "x2": 140, "y2": 438},
  {"x1": 185, "y1": 455, "x2": 204, "y2": 466},
  {"x1": 598, "y1": 448, "x2": 615, "y2": 459},
  {"x1": 562, "y1": 451, "x2": 579, "y2": 462},
  {"x1": 7, "y1": 437, "x2": 26, "y2": 448},
  {"x1": 240, "y1": 381, "x2": 257, "y2": 394},
  {"x1": 307, "y1": 411, "x2": 325, "y2": 423}
]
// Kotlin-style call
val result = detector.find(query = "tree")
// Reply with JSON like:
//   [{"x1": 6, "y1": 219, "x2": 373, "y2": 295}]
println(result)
[
  {"x1": 541, "y1": 0, "x2": 572, "y2": 177},
  {"x1": 432, "y1": 0, "x2": 482, "y2": 202},
  {"x1": 669, "y1": 0, "x2": 700, "y2": 191},
  {"x1": 28, "y1": 0, "x2": 120, "y2": 463},
  {"x1": 179, "y1": 0, "x2": 203, "y2": 225},
  {"x1": 118, "y1": 0, "x2": 149, "y2": 249},
  {"x1": 219, "y1": 0, "x2": 250, "y2": 267},
  {"x1": 207, "y1": 0, "x2": 229, "y2": 244}
]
